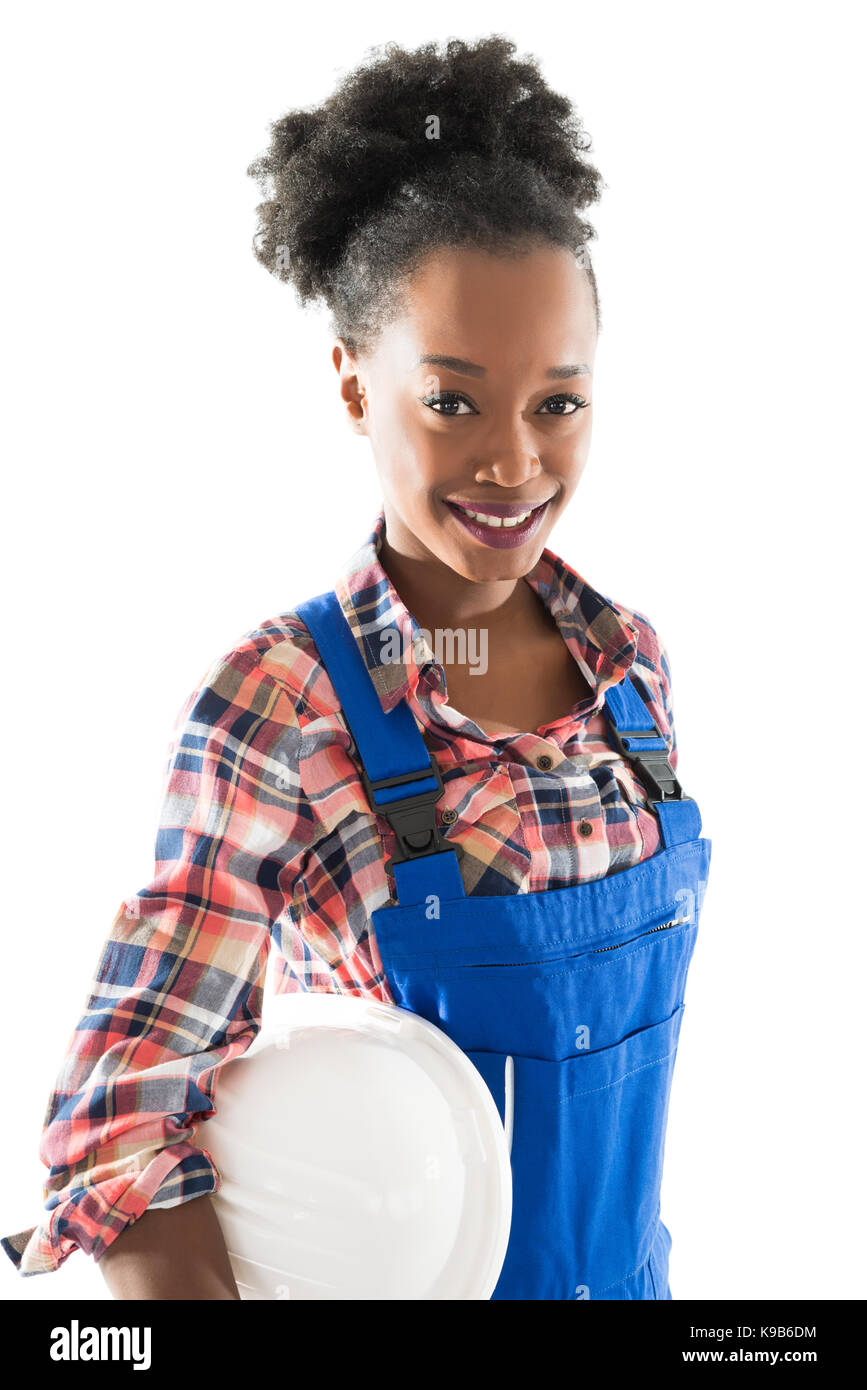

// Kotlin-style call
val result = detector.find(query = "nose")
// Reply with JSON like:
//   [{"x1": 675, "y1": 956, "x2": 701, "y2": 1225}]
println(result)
[{"x1": 473, "y1": 449, "x2": 542, "y2": 489}]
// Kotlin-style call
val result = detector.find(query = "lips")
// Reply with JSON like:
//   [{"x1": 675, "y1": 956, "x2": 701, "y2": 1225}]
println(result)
[
  {"x1": 447, "y1": 499, "x2": 549, "y2": 519},
  {"x1": 443, "y1": 496, "x2": 553, "y2": 548}
]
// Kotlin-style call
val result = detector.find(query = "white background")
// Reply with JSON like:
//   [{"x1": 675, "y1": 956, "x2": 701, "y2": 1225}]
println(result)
[{"x1": 1, "y1": 0, "x2": 864, "y2": 1301}]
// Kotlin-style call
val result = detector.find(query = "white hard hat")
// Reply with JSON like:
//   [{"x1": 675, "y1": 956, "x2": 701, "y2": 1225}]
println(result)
[{"x1": 204, "y1": 992, "x2": 512, "y2": 1300}]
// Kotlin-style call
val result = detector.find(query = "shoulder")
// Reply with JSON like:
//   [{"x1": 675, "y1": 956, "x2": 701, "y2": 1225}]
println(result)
[
  {"x1": 606, "y1": 597, "x2": 677, "y2": 753},
  {"x1": 241, "y1": 608, "x2": 340, "y2": 723},
  {"x1": 620, "y1": 603, "x2": 672, "y2": 692},
  {"x1": 168, "y1": 608, "x2": 334, "y2": 750}
]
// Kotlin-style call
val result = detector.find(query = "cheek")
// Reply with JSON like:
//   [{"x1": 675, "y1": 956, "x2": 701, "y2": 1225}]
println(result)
[
  {"x1": 544, "y1": 415, "x2": 592, "y2": 470},
  {"x1": 545, "y1": 429, "x2": 592, "y2": 507},
  {"x1": 373, "y1": 420, "x2": 447, "y2": 518},
  {"x1": 390, "y1": 409, "x2": 459, "y2": 484},
  {"x1": 381, "y1": 394, "x2": 434, "y2": 457}
]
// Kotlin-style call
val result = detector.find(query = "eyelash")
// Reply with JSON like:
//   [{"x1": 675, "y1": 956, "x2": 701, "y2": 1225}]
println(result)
[{"x1": 420, "y1": 391, "x2": 589, "y2": 417}]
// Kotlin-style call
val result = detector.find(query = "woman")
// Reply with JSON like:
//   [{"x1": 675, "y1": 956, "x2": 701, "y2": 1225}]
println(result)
[{"x1": 2, "y1": 35, "x2": 711, "y2": 1300}]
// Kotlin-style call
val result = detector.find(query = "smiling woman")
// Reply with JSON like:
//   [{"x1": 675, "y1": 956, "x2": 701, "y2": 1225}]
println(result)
[
  {"x1": 244, "y1": 36, "x2": 710, "y2": 1301},
  {"x1": 2, "y1": 34, "x2": 711, "y2": 1303}
]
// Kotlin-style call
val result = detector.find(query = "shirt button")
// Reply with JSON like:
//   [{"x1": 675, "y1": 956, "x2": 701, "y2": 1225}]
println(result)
[
  {"x1": 441, "y1": 808, "x2": 458, "y2": 825},
  {"x1": 537, "y1": 754, "x2": 554, "y2": 771},
  {"x1": 578, "y1": 819, "x2": 594, "y2": 838}
]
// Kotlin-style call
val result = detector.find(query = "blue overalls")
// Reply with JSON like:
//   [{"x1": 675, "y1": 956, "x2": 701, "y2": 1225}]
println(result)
[{"x1": 296, "y1": 590, "x2": 712, "y2": 1301}]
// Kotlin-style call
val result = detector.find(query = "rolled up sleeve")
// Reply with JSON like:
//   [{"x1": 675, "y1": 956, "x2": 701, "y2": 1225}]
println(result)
[{"x1": 2, "y1": 643, "x2": 314, "y2": 1275}]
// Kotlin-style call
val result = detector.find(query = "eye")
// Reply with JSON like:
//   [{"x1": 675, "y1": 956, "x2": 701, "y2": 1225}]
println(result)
[
  {"x1": 420, "y1": 391, "x2": 478, "y2": 416},
  {"x1": 536, "y1": 392, "x2": 589, "y2": 415}
]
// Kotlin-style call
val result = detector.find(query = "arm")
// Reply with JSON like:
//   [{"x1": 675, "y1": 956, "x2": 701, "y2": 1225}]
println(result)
[
  {"x1": 96, "y1": 1194, "x2": 240, "y2": 1300},
  {"x1": 1, "y1": 641, "x2": 314, "y2": 1292}
]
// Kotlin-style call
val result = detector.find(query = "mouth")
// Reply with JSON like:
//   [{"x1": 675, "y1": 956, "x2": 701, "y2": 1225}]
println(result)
[{"x1": 443, "y1": 497, "x2": 553, "y2": 548}]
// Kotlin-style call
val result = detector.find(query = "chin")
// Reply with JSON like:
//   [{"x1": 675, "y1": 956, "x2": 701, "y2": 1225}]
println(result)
[{"x1": 447, "y1": 543, "x2": 545, "y2": 583}]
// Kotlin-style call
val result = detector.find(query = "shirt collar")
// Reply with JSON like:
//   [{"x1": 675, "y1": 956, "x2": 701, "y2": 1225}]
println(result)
[{"x1": 334, "y1": 506, "x2": 640, "y2": 715}]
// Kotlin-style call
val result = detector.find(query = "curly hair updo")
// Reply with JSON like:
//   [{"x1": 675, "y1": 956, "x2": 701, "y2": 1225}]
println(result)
[{"x1": 247, "y1": 35, "x2": 605, "y2": 356}]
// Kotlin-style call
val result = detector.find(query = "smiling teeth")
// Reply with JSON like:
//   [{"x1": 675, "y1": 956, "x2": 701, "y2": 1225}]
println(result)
[{"x1": 457, "y1": 506, "x2": 534, "y2": 528}]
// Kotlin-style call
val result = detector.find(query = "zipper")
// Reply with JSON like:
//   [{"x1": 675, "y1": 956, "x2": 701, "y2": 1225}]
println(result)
[
  {"x1": 463, "y1": 913, "x2": 691, "y2": 968},
  {"x1": 590, "y1": 914, "x2": 690, "y2": 954}
]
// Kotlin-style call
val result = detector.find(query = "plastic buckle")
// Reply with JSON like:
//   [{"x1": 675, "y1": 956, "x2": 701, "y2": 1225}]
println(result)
[
  {"x1": 359, "y1": 757, "x2": 447, "y2": 865},
  {"x1": 606, "y1": 723, "x2": 684, "y2": 802}
]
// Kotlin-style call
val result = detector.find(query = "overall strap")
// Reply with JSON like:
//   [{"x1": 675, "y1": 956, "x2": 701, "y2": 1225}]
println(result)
[
  {"x1": 294, "y1": 589, "x2": 466, "y2": 907},
  {"x1": 602, "y1": 673, "x2": 702, "y2": 849}
]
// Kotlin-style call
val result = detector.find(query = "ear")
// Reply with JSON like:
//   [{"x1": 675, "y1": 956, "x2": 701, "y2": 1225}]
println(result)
[{"x1": 332, "y1": 339, "x2": 368, "y2": 437}]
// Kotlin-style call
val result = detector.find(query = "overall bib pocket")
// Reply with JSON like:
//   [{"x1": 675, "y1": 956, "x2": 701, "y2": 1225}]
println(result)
[
  {"x1": 410, "y1": 916, "x2": 698, "y2": 1061},
  {"x1": 466, "y1": 1004, "x2": 686, "y2": 1300}
]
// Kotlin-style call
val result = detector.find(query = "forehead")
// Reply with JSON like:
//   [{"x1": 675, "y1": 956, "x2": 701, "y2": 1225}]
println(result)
[{"x1": 385, "y1": 243, "x2": 597, "y2": 370}]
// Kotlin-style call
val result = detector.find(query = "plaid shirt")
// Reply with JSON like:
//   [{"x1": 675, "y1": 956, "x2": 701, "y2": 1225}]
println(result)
[{"x1": 2, "y1": 506, "x2": 679, "y2": 1276}]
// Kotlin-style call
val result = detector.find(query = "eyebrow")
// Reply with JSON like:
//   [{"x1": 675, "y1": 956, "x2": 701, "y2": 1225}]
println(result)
[{"x1": 413, "y1": 353, "x2": 591, "y2": 380}]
